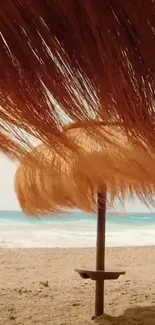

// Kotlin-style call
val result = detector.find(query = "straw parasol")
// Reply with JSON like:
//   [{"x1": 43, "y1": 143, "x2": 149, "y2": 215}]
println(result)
[
  {"x1": 14, "y1": 121, "x2": 155, "y2": 317},
  {"x1": 1, "y1": 0, "x2": 155, "y2": 318},
  {"x1": 1, "y1": 1, "x2": 155, "y2": 160}
]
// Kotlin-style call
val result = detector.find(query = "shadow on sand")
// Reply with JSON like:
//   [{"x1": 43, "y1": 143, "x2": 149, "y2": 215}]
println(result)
[{"x1": 94, "y1": 306, "x2": 155, "y2": 325}]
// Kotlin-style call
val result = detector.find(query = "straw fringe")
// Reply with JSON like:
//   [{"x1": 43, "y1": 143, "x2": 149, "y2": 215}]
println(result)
[
  {"x1": 1, "y1": 1, "x2": 155, "y2": 159},
  {"x1": 15, "y1": 143, "x2": 97, "y2": 215},
  {"x1": 15, "y1": 124, "x2": 155, "y2": 215}
]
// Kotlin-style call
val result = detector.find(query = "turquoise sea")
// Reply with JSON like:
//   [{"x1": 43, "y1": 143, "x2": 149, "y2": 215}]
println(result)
[{"x1": 0, "y1": 211, "x2": 154, "y2": 248}]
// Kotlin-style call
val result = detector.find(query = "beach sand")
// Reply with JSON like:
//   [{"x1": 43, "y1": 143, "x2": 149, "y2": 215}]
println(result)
[{"x1": 0, "y1": 247, "x2": 155, "y2": 325}]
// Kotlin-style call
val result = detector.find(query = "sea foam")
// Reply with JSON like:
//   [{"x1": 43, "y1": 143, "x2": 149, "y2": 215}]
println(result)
[{"x1": 0, "y1": 211, "x2": 154, "y2": 247}]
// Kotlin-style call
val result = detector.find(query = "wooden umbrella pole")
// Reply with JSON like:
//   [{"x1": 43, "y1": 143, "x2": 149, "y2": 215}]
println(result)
[{"x1": 95, "y1": 189, "x2": 107, "y2": 317}]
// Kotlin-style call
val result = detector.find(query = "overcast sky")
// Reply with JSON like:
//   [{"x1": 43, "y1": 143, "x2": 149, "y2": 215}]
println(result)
[
  {"x1": 0, "y1": 154, "x2": 154, "y2": 212},
  {"x1": 0, "y1": 155, "x2": 20, "y2": 210}
]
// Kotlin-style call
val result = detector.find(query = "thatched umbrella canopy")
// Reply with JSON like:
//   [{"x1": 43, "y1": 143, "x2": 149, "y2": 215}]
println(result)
[
  {"x1": 14, "y1": 122, "x2": 155, "y2": 317},
  {"x1": 1, "y1": 1, "x2": 155, "y2": 159},
  {"x1": 15, "y1": 122, "x2": 155, "y2": 215}
]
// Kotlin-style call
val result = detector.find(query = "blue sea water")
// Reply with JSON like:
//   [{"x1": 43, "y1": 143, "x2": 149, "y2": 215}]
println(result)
[{"x1": 0, "y1": 210, "x2": 155, "y2": 248}]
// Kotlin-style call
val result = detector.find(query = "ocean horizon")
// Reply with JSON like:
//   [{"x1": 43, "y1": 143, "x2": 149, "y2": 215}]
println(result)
[{"x1": 0, "y1": 210, "x2": 154, "y2": 248}]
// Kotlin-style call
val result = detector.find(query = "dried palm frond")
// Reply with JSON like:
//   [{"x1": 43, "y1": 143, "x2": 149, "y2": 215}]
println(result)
[
  {"x1": 15, "y1": 142, "x2": 97, "y2": 215},
  {"x1": 0, "y1": 131, "x2": 25, "y2": 160},
  {"x1": 1, "y1": 1, "x2": 155, "y2": 159},
  {"x1": 15, "y1": 123, "x2": 155, "y2": 216}
]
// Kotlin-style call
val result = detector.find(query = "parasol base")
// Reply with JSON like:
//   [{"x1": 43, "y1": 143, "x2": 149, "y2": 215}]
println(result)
[{"x1": 75, "y1": 269, "x2": 125, "y2": 280}]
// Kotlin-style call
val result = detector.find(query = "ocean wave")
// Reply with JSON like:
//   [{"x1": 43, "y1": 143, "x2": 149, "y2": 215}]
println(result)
[
  {"x1": 0, "y1": 223, "x2": 154, "y2": 248},
  {"x1": 0, "y1": 211, "x2": 155, "y2": 247}
]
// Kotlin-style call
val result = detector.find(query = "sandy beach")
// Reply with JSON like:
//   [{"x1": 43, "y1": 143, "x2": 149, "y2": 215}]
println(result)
[{"x1": 0, "y1": 247, "x2": 155, "y2": 325}]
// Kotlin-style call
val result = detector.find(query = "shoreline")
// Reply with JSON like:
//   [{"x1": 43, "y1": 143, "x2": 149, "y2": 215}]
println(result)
[
  {"x1": 0, "y1": 244, "x2": 154, "y2": 249},
  {"x1": 0, "y1": 221, "x2": 154, "y2": 247},
  {"x1": 1, "y1": 246, "x2": 155, "y2": 324}
]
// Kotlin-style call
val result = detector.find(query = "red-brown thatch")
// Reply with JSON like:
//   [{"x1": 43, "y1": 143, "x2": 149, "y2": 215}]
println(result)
[
  {"x1": 15, "y1": 123, "x2": 155, "y2": 216},
  {"x1": 1, "y1": 1, "x2": 155, "y2": 160}
]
